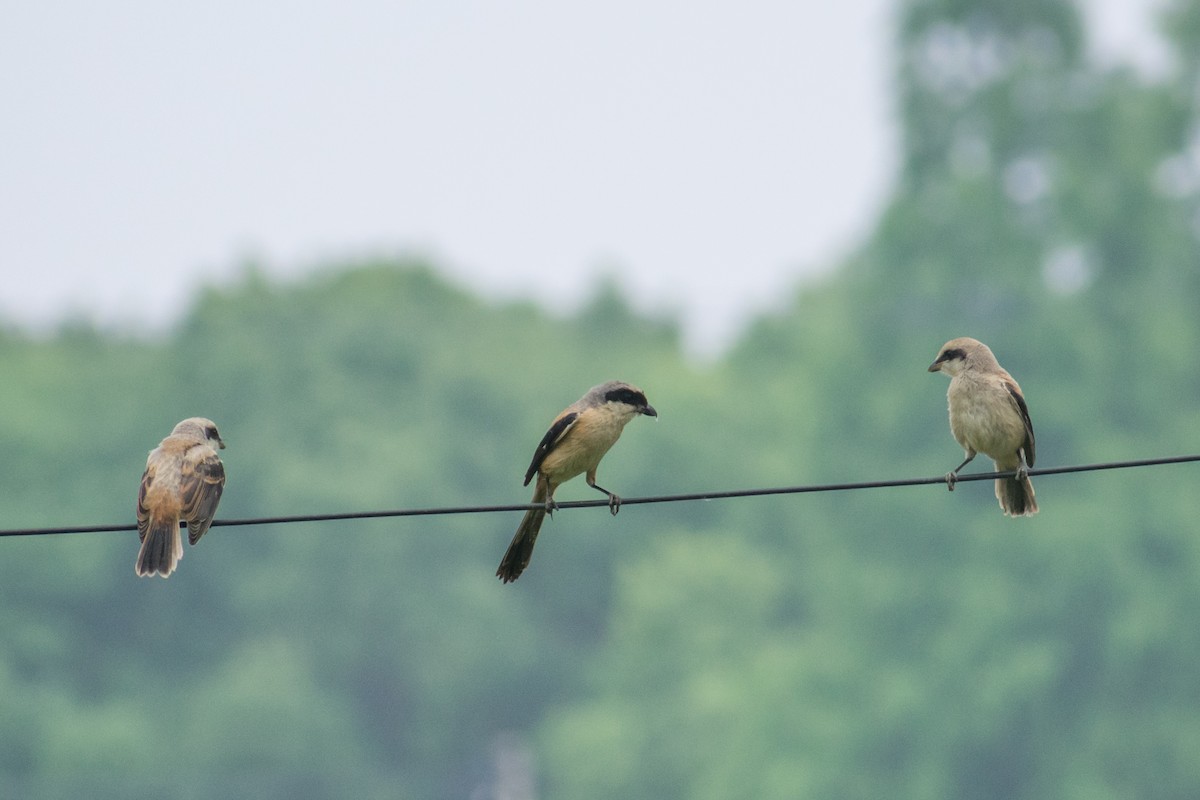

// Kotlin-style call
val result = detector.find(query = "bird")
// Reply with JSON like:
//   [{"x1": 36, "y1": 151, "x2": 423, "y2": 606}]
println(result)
[
  {"x1": 496, "y1": 381, "x2": 657, "y2": 583},
  {"x1": 135, "y1": 417, "x2": 226, "y2": 577},
  {"x1": 928, "y1": 337, "x2": 1037, "y2": 517}
]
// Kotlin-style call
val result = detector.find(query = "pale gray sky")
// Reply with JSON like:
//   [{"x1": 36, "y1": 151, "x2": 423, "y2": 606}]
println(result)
[{"x1": 0, "y1": 0, "x2": 1165, "y2": 355}]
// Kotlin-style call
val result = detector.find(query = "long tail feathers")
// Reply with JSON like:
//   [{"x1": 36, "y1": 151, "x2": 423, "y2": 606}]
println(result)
[
  {"x1": 996, "y1": 475, "x2": 1038, "y2": 517},
  {"x1": 497, "y1": 482, "x2": 549, "y2": 583},
  {"x1": 136, "y1": 520, "x2": 182, "y2": 578}
]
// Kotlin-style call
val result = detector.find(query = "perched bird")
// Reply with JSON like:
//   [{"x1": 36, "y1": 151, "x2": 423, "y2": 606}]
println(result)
[
  {"x1": 497, "y1": 381, "x2": 657, "y2": 583},
  {"x1": 928, "y1": 338, "x2": 1037, "y2": 517},
  {"x1": 135, "y1": 417, "x2": 227, "y2": 577}
]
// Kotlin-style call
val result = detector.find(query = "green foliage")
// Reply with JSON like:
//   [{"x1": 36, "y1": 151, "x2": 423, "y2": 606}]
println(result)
[{"x1": 4, "y1": 1, "x2": 1200, "y2": 796}]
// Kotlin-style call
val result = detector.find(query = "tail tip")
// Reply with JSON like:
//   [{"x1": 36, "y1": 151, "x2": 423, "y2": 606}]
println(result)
[{"x1": 998, "y1": 477, "x2": 1038, "y2": 517}]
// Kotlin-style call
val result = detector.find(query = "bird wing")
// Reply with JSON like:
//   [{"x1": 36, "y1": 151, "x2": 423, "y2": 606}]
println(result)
[
  {"x1": 136, "y1": 466, "x2": 154, "y2": 542},
  {"x1": 1004, "y1": 379, "x2": 1036, "y2": 467},
  {"x1": 180, "y1": 446, "x2": 226, "y2": 545},
  {"x1": 524, "y1": 411, "x2": 579, "y2": 486}
]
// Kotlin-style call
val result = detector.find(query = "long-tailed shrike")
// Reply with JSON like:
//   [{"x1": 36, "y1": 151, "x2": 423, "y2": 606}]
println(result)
[
  {"x1": 497, "y1": 381, "x2": 656, "y2": 583},
  {"x1": 136, "y1": 417, "x2": 226, "y2": 577},
  {"x1": 929, "y1": 337, "x2": 1038, "y2": 517}
]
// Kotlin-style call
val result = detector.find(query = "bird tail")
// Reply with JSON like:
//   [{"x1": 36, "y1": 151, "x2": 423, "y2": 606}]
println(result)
[
  {"x1": 136, "y1": 519, "x2": 183, "y2": 578},
  {"x1": 496, "y1": 481, "x2": 549, "y2": 583},
  {"x1": 996, "y1": 474, "x2": 1038, "y2": 517}
]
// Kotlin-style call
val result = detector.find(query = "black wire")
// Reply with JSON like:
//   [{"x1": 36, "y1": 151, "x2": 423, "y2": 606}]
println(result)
[{"x1": 2, "y1": 454, "x2": 1198, "y2": 538}]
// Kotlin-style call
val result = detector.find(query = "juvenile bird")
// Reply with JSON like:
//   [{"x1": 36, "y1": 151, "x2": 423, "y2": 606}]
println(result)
[
  {"x1": 928, "y1": 338, "x2": 1038, "y2": 517},
  {"x1": 497, "y1": 381, "x2": 656, "y2": 583},
  {"x1": 135, "y1": 417, "x2": 226, "y2": 577}
]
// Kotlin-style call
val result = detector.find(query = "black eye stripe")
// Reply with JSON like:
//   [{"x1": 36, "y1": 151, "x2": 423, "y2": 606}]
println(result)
[
  {"x1": 604, "y1": 387, "x2": 647, "y2": 406},
  {"x1": 939, "y1": 348, "x2": 966, "y2": 363}
]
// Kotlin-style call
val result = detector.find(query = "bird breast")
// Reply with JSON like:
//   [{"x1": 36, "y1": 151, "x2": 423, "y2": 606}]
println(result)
[
  {"x1": 947, "y1": 375, "x2": 1025, "y2": 461},
  {"x1": 539, "y1": 407, "x2": 631, "y2": 482}
]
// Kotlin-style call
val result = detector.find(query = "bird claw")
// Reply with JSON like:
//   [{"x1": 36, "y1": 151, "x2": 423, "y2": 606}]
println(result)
[
  {"x1": 945, "y1": 472, "x2": 958, "y2": 492},
  {"x1": 544, "y1": 498, "x2": 559, "y2": 517},
  {"x1": 1015, "y1": 465, "x2": 1028, "y2": 482},
  {"x1": 608, "y1": 494, "x2": 622, "y2": 516}
]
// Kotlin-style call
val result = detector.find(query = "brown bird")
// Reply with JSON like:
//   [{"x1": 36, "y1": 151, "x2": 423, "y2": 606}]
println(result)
[
  {"x1": 135, "y1": 417, "x2": 226, "y2": 577},
  {"x1": 497, "y1": 381, "x2": 657, "y2": 583},
  {"x1": 928, "y1": 338, "x2": 1037, "y2": 516}
]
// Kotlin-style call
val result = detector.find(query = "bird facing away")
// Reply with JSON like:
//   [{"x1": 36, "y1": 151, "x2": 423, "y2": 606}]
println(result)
[
  {"x1": 496, "y1": 381, "x2": 657, "y2": 583},
  {"x1": 928, "y1": 338, "x2": 1037, "y2": 517},
  {"x1": 135, "y1": 417, "x2": 226, "y2": 578}
]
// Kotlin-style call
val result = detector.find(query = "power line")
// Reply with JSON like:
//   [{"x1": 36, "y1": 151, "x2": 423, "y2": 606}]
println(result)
[{"x1": 2, "y1": 453, "x2": 1198, "y2": 539}]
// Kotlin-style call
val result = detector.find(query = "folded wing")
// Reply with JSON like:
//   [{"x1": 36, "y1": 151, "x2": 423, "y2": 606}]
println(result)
[{"x1": 180, "y1": 446, "x2": 226, "y2": 545}]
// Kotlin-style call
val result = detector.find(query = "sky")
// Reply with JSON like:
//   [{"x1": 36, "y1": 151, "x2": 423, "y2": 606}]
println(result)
[{"x1": 0, "y1": 0, "x2": 1166, "y2": 355}]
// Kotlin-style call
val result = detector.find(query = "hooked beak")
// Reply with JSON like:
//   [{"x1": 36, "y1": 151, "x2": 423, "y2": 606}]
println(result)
[
  {"x1": 641, "y1": 404, "x2": 658, "y2": 417},
  {"x1": 216, "y1": 438, "x2": 227, "y2": 449},
  {"x1": 927, "y1": 360, "x2": 942, "y2": 373}
]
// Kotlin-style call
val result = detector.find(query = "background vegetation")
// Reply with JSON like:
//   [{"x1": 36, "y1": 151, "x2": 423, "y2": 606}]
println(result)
[{"x1": 3, "y1": 0, "x2": 1200, "y2": 797}]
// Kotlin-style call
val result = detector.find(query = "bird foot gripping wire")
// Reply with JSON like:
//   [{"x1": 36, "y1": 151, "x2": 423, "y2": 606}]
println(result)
[
  {"x1": 608, "y1": 494, "x2": 622, "y2": 516},
  {"x1": 944, "y1": 472, "x2": 958, "y2": 492}
]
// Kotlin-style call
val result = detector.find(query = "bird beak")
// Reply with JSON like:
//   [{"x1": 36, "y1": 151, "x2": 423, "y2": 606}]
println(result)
[
  {"x1": 641, "y1": 404, "x2": 658, "y2": 417},
  {"x1": 927, "y1": 361, "x2": 941, "y2": 373},
  {"x1": 217, "y1": 438, "x2": 227, "y2": 449}
]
